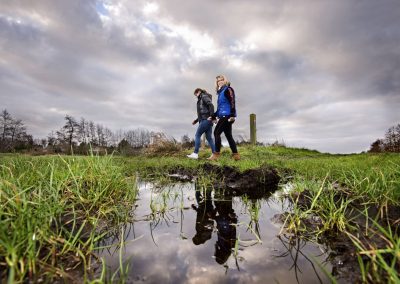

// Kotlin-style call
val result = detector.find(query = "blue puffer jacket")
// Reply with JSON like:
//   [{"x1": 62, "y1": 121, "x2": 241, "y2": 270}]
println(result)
[{"x1": 215, "y1": 85, "x2": 236, "y2": 118}]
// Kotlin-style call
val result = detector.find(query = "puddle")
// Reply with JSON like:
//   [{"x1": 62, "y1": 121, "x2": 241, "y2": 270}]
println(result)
[{"x1": 95, "y1": 181, "x2": 335, "y2": 283}]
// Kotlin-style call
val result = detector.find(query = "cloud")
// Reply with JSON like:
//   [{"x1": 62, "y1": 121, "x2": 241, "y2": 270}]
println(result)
[{"x1": 1, "y1": 0, "x2": 399, "y2": 153}]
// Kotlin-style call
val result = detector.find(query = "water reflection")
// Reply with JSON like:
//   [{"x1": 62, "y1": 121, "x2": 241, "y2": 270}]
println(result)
[
  {"x1": 95, "y1": 180, "x2": 334, "y2": 283},
  {"x1": 191, "y1": 186, "x2": 239, "y2": 266},
  {"x1": 213, "y1": 193, "x2": 237, "y2": 265},
  {"x1": 191, "y1": 187, "x2": 214, "y2": 246},
  {"x1": 276, "y1": 235, "x2": 325, "y2": 284}
]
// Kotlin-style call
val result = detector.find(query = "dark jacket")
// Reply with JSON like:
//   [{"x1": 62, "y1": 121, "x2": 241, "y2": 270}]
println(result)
[
  {"x1": 215, "y1": 85, "x2": 236, "y2": 118},
  {"x1": 194, "y1": 92, "x2": 215, "y2": 123}
]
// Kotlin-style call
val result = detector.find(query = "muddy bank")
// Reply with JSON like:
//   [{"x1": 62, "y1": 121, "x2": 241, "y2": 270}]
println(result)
[
  {"x1": 169, "y1": 163, "x2": 281, "y2": 197},
  {"x1": 155, "y1": 163, "x2": 399, "y2": 282},
  {"x1": 274, "y1": 188, "x2": 400, "y2": 283}
]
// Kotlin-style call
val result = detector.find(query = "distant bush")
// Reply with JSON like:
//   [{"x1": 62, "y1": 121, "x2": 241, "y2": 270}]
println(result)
[
  {"x1": 145, "y1": 139, "x2": 182, "y2": 156},
  {"x1": 269, "y1": 139, "x2": 287, "y2": 148},
  {"x1": 369, "y1": 123, "x2": 400, "y2": 153}
]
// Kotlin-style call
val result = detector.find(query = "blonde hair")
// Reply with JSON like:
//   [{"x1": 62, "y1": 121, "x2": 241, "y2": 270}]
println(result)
[{"x1": 215, "y1": 75, "x2": 230, "y2": 91}]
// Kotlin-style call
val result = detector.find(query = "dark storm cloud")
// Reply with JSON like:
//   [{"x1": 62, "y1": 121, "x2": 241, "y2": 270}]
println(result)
[
  {"x1": 1, "y1": 0, "x2": 399, "y2": 153},
  {"x1": 279, "y1": 1, "x2": 400, "y2": 98},
  {"x1": 0, "y1": 0, "x2": 174, "y2": 134}
]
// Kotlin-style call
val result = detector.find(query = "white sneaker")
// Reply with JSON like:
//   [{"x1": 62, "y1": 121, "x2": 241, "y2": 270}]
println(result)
[{"x1": 187, "y1": 152, "x2": 199, "y2": 159}]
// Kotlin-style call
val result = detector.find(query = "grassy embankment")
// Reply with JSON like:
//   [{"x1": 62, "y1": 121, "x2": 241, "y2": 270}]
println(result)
[{"x1": 1, "y1": 145, "x2": 399, "y2": 283}]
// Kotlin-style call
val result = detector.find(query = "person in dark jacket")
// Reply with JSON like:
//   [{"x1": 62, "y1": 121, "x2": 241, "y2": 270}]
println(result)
[
  {"x1": 187, "y1": 88, "x2": 216, "y2": 159},
  {"x1": 191, "y1": 185, "x2": 214, "y2": 245},
  {"x1": 213, "y1": 194, "x2": 237, "y2": 265},
  {"x1": 209, "y1": 75, "x2": 240, "y2": 161}
]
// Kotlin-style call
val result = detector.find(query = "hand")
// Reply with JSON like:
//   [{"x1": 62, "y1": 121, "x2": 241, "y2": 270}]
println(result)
[
  {"x1": 228, "y1": 117, "x2": 235, "y2": 123},
  {"x1": 207, "y1": 116, "x2": 212, "y2": 121},
  {"x1": 192, "y1": 120, "x2": 197, "y2": 125}
]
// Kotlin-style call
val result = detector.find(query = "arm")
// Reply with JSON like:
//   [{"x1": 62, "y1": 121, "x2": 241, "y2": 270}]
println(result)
[
  {"x1": 202, "y1": 94, "x2": 215, "y2": 118},
  {"x1": 213, "y1": 96, "x2": 219, "y2": 118},
  {"x1": 224, "y1": 87, "x2": 236, "y2": 117}
]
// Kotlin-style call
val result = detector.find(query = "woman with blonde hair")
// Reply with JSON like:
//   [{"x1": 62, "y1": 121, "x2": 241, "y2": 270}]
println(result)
[{"x1": 208, "y1": 75, "x2": 240, "y2": 161}]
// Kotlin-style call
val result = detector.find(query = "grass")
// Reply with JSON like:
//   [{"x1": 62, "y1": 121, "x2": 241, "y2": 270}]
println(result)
[
  {"x1": 1, "y1": 145, "x2": 399, "y2": 283},
  {"x1": 0, "y1": 153, "x2": 137, "y2": 283},
  {"x1": 121, "y1": 145, "x2": 400, "y2": 282},
  {"x1": 123, "y1": 146, "x2": 399, "y2": 200},
  {"x1": 347, "y1": 218, "x2": 400, "y2": 283}
]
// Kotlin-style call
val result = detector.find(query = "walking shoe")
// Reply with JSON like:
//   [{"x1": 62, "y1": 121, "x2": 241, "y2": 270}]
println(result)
[
  {"x1": 187, "y1": 152, "x2": 199, "y2": 159},
  {"x1": 232, "y1": 153, "x2": 241, "y2": 161},
  {"x1": 207, "y1": 152, "x2": 220, "y2": 161}
]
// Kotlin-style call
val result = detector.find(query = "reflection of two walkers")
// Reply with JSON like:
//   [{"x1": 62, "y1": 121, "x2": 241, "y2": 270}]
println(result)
[
  {"x1": 187, "y1": 74, "x2": 240, "y2": 161},
  {"x1": 191, "y1": 187, "x2": 238, "y2": 265}
]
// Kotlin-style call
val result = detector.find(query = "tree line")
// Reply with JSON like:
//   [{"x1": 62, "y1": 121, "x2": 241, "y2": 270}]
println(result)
[
  {"x1": 369, "y1": 123, "x2": 400, "y2": 153},
  {"x1": 0, "y1": 110, "x2": 33, "y2": 152},
  {"x1": 0, "y1": 109, "x2": 170, "y2": 155},
  {"x1": 4, "y1": 108, "x2": 398, "y2": 154}
]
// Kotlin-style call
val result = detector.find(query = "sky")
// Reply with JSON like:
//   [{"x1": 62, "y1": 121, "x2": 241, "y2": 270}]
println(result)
[{"x1": 1, "y1": 0, "x2": 399, "y2": 153}]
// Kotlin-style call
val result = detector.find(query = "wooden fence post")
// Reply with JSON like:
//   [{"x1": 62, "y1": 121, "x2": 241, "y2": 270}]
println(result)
[{"x1": 250, "y1": 113, "x2": 256, "y2": 145}]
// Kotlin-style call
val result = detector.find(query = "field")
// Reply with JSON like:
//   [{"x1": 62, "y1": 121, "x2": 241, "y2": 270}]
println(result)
[{"x1": 1, "y1": 146, "x2": 399, "y2": 283}]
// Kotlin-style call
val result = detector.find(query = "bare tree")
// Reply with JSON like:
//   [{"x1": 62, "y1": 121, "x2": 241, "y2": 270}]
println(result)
[
  {"x1": 103, "y1": 127, "x2": 114, "y2": 147},
  {"x1": 384, "y1": 126, "x2": 396, "y2": 152},
  {"x1": 59, "y1": 115, "x2": 79, "y2": 153},
  {"x1": 124, "y1": 128, "x2": 151, "y2": 148},
  {"x1": 96, "y1": 123, "x2": 103, "y2": 146},
  {"x1": 0, "y1": 109, "x2": 12, "y2": 142},
  {"x1": 395, "y1": 124, "x2": 400, "y2": 152},
  {"x1": 138, "y1": 128, "x2": 151, "y2": 147},
  {"x1": 10, "y1": 119, "x2": 26, "y2": 143},
  {"x1": 47, "y1": 131, "x2": 57, "y2": 147},
  {"x1": 40, "y1": 138, "x2": 47, "y2": 149},
  {"x1": 88, "y1": 121, "x2": 97, "y2": 146},
  {"x1": 0, "y1": 109, "x2": 31, "y2": 152},
  {"x1": 77, "y1": 117, "x2": 88, "y2": 144},
  {"x1": 369, "y1": 123, "x2": 400, "y2": 153}
]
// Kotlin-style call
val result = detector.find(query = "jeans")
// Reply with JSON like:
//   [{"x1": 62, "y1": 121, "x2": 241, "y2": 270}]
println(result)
[
  {"x1": 214, "y1": 117, "x2": 238, "y2": 153},
  {"x1": 194, "y1": 119, "x2": 216, "y2": 153}
]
